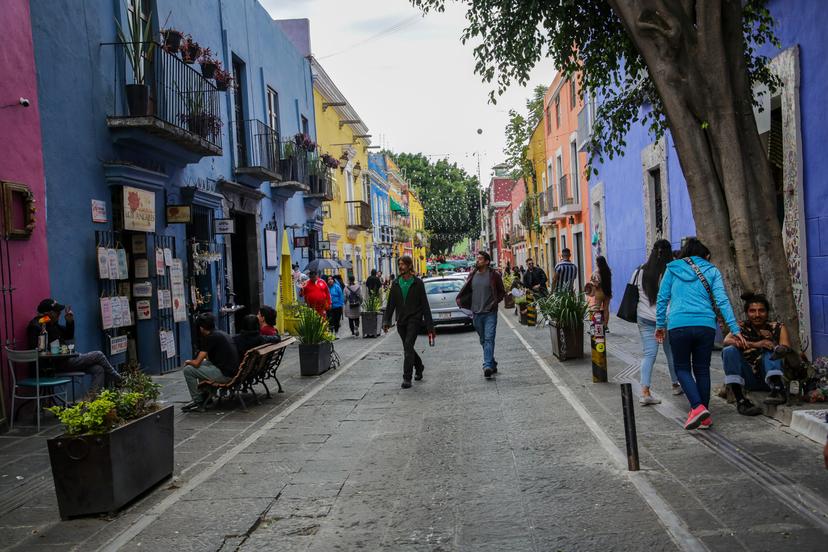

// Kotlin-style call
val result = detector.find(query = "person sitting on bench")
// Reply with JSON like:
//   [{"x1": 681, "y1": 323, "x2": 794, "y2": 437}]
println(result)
[
  {"x1": 182, "y1": 313, "x2": 238, "y2": 413},
  {"x1": 234, "y1": 314, "x2": 281, "y2": 358},
  {"x1": 722, "y1": 292, "x2": 790, "y2": 416}
]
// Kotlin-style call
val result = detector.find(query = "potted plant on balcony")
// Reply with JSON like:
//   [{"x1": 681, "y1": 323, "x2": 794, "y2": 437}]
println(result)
[
  {"x1": 161, "y1": 28, "x2": 183, "y2": 52},
  {"x1": 180, "y1": 34, "x2": 202, "y2": 64},
  {"x1": 198, "y1": 47, "x2": 218, "y2": 79},
  {"x1": 214, "y1": 67, "x2": 234, "y2": 91},
  {"x1": 538, "y1": 291, "x2": 588, "y2": 360},
  {"x1": 295, "y1": 305, "x2": 334, "y2": 376},
  {"x1": 178, "y1": 89, "x2": 222, "y2": 141},
  {"x1": 321, "y1": 153, "x2": 340, "y2": 170},
  {"x1": 115, "y1": 1, "x2": 156, "y2": 117},
  {"x1": 45, "y1": 366, "x2": 173, "y2": 519},
  {"x1": 361, "y1": 291, "x2": 384, "y2": 337}
]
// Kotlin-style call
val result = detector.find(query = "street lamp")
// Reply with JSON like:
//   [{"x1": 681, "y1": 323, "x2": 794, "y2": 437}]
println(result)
[{"x1": 474, "y1": 128, "x2": 488, "y2": 251}]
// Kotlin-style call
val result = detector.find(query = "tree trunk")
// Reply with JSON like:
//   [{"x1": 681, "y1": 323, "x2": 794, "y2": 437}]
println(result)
[{"x1": 608, "y1": 0, "x2": 801, "y2": 348}]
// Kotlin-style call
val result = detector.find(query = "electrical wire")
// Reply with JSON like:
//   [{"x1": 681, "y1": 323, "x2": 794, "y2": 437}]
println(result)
[{"x1": 318, "y1": 14, "x2": 422, "y2": 60}]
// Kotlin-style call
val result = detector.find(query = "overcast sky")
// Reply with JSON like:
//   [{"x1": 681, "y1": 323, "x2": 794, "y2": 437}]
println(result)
[{"x1": 261, "y1": 0, "x2": 556, "y2": 185}]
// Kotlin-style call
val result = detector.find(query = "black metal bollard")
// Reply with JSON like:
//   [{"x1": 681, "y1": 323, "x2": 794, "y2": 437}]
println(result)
[
  {"x1": 620, "y1": 383, "x2": 640, "y2": 471},
  {"x1": 591, "y1": 312, "x2": 607, "y2": 382}
]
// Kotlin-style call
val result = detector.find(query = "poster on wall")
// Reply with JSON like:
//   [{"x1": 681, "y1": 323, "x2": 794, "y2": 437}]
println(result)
[
  {"x1": 164, "y1": 248, "x2": 173, "y2": 267},
  {"x1": 91, "y1": 200, "x2": 108, "y2": 223},
  {"x1": 107, "y1": 248, "x2": 119, "y2": 280},
  {"x1": 265, "y1": 230, "x2": 278, "y2": 268},
  {"x1": 133, "y1": 281, "x2": 153, "y2": 297},
  {"x1": 132, "y1": 234, "x2": 147, "y2": 254},
  {"x1": 111, "y1": 296, "x2": 124, "y2": 327},
  {"x1": 136, "y1": 299, "x2": 152, "y2": 320},
  {"x1": 158, "y1": 289, "x2": 172, "y2": 310},
  {"x1": 97, "y1": 247, "x2": 110, "y2": 279},
  {"x1": 100, "y1": 297, "x2": 113, "y2": 330},
  {"x1": 170, "y1": 259, "x2": 187, "y2": 323},
  {"x1": 160, "y1": 330, "x2": 176, "y2": 359},
  {"x1": 155, "y1": 248, "x2": 166, "y2": 276},
  {"x1": 110, "y1": 335, "x2": 128, "y2": 355},
  {"x1": 116, "y1": 249, "x2": 128, "y2": 279},
  {"x1": 135, "y1": 258, "x2": 149, "y2": 278},
  {"x1": 123, "y1": 186, "x2": 156, "y2": 232}
]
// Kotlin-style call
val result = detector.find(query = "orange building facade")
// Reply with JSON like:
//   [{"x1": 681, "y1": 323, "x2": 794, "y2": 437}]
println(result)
[{"x1": 539, "y1": 73, "x2": 592, "y2": 289}]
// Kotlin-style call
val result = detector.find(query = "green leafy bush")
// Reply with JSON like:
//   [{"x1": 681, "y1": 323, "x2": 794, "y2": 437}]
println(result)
[
  {"x1": 294, "y1": 305, "x2": 334, "y2": 345},
  {"x1": 364, "y1": 291, "x2": 383, "y2": 313},
  {"x1": 537, "y1": 291, "x2": 589, "y2": 329}
]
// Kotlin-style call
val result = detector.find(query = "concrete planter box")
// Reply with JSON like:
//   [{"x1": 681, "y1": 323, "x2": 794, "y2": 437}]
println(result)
[
  {"x1": 47, "y1": 404, "x2": 174, "y2": 519},
  {"x1": 550, "y1": 322, "x2": 584, "y2": 361},
  {"x1": 361, "y1": 312, "x2": 382, "y2": 337},
  {"x1": 299, "y1": 342, "x2": 332, "y2": 376}
]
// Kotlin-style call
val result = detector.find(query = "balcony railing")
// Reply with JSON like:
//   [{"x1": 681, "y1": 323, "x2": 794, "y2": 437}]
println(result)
[
  {"x1": 560, "y1": 194, "x2": 582, "y2": 215},
  {"x1": 393, "y1": 225, "x2": 411, "y2": 243},
  {"x1": 106, "y1": 42, "x2": 222, "y2": 156},
  {"x1": 305, "y1": 166, "x2": 334, "y2": 201},
  {"x1": 234, "y1": 119, "x2": 281, "y2": 181},
  {"x1": 274, "y1": 141, "x2": 312, "y2": 191},
  {"x1": 346, "y1": 200, "x2": 372, "y2": 231},
  {"x1": 378, "y1": 224, "x2": 394, "y2": 245}
]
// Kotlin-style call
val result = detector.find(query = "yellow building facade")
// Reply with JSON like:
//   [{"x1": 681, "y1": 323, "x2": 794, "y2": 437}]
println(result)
[
  {"x1": 311, "y1": 59, "x2": 374, "y2": 283},
  {"x1": 407, "y1": 191, "x2": 426, "y2": 275},
  {"x1": 525, "y1": 118, "x2": 549, "y2": 269}
]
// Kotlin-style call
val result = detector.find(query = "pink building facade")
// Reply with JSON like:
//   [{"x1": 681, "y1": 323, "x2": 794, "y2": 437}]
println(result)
[
  {"x1": 510, "y1": 179, "x2": 527, "y2": 268},
  {"x1": 0, "y1": 0, "x2": 51, "y2": 423},
  {"x1": 488, "y1": 164, "x2": 517, "y2": 268}
]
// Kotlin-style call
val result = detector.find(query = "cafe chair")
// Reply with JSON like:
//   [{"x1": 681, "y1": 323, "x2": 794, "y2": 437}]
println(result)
[{"x1": 6, "y1": 348, "x2": 71, "y2": 432}]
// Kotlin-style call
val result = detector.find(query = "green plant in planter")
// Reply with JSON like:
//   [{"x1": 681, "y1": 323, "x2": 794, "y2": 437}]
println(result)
[
  {"x1": 114, "y1": 0, "x2": 156, "y2": 85},
  {"x1": 294, "y1": 305, "x2": 334, "y2": 344},
  {"x1": 537, "y1": 291, "x2": 589, "y2": 329},
  {"x1": 364, "y1": 291, "x2": 383, "y2": 313}
]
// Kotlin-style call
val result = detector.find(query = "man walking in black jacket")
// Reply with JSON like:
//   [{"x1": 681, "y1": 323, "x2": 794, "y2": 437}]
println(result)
[
  {"x1": 456, "y1": 252, "x2": 506, "y2": 378},
  {"x1": 383, "y1": 255, "x2": 435, "y2": 388}
]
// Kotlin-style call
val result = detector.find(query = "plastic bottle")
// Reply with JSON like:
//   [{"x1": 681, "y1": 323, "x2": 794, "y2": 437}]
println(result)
[{"x1": 38, "y1": 326, "x2": 48, "y2": 351}]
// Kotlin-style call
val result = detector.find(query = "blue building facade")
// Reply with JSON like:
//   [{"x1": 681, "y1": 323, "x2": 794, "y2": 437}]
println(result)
[
  {"x1": 589, "y1": 0, "x2": 828, "y2": 355},
  {"x1": 368, "y1": 154, "x2": 393, "y2": 276},
  {"x1": 29, "y1": 0, "x2": 317, "y2": 376}
]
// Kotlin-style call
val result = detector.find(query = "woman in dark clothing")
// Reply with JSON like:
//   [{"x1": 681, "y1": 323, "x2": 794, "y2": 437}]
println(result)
[{"x1": 234, "y1": 315, "x2": 266, "y2": 359}]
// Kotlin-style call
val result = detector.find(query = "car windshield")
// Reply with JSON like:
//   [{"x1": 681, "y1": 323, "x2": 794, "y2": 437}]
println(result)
[{"x1": 425, "y1": 280, "x2": 464, "y2": 295}]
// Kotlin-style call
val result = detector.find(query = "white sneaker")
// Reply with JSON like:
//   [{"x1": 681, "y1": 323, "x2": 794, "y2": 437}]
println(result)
[
  {"x1": 671, "y1": 384, "x2": 684, "y2": 396},
  {"x1": 639, "y1": 395, "x2": 662, "y2": 406}
]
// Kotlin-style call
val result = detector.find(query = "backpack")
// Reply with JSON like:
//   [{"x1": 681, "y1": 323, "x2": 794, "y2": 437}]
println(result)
[{"x1": 347, "y1": 286, "x2": 362, "y2": 307}]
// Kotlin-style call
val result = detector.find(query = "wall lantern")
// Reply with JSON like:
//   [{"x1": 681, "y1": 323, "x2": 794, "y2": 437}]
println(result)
[
  {"x1": 353, "y1": 162, "x2": 362, "y2": 178},
  {"x1": 568, "y1": 215, "x2": 575, "y2": 224}
]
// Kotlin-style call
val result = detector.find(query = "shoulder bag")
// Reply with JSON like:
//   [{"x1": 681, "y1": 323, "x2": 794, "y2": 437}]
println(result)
[
  {"x1": 616, "y1": 268, "x2": 641, "y2": 323},
  {"x1": 682, "y1": 258, "x2": 725, "y2": 327}
]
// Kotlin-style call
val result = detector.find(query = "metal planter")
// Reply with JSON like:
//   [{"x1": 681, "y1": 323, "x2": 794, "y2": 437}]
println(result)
[
  {"x1": 550, "y1": 322, "x2": 585, "y2": 361},
  {"x1": 361, "y1": 312, "x2": 382, "y2": 337},
  {"x1": 299, "y1": 342, "x2": 332, "y2": 376},
  {"x1": 47, "y1": 404, "x2": 174, "y2": 519}
]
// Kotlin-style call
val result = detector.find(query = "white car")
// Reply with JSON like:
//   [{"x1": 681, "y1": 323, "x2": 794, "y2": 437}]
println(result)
[{"x1": 423, "y1": 276, "x2": 472, "y2": 326}]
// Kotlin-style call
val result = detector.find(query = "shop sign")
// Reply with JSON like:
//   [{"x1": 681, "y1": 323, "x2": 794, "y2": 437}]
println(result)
[
  {"x1": 166, "y1": 205, "x2": 192, "y2": 224},
  {"x1": 123, "y1": 186, "x2": 156, "y2": 232},
  {"x1": 293, "y1": 236, "x2": 309, "y2": 248},
  {"x1": 91, "y1": 200, "x2": 108, "y2": 223},
  {"x1": 265, "y1": 230, "x2": 279, "y2": 268},
  {"x1": 215, "y1": 218, "x2": 235, "y2": 234},
  {"x1": 109, "y1": 335, "x2": 128, "y2": 355},
  {"x1": 318, "y1": 240, "x2": 330, "y2": 251}
]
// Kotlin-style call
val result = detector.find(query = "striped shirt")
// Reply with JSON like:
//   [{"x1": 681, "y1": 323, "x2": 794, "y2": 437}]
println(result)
[{"x1": 554, "y1": 261, "x2": 578, "y2": 292}]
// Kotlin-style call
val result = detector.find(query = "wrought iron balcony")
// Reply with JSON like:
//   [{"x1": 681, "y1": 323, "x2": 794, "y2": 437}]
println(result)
[
  {"x1": 377, "y1": 224, "x2": 394, "y2": 245},
  {"x1": 234, "y1": 119, "x2": 281, "y2": 182},
  {"x1": 273, "y1": 141, "x2": 311, "y2": 192},
  {"x1": 346, "y1": 200, "x2": 372, "y2": 231},
  {"x1": 105, "y1": 42, "x2": 223, "y2": 158},
  {"x1": 305, "y1": 166, "x2": 334, "y2": 201}
]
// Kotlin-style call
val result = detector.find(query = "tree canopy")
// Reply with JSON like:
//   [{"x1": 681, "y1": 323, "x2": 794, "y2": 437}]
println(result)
[{"x1": 390, "y1": 152, "x2": 481, "y2": 255}]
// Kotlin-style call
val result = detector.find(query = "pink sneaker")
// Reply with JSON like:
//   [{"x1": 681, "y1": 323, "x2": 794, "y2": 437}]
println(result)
[
  {"x1": 684, "y1": 405, "x2": 710, "y2": 430},
  {"x1": 698, "y1": 417, "x2": 713, "y2": 430}
]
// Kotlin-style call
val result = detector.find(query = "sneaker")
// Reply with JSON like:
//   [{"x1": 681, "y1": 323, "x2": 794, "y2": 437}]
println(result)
[
  {"x1": 401, "y1": 380, "x2": 412, "y2": 389},
  {"x1": 180, "y1": 400, "x2": 202, "y2": 412},
  {"x1": 763, "y1": 388, "x2": 787, "y2": 405},
  {"x1": 736, "y1": 398, "x2": 762, "y2": 416},
  {"x1": 639, "y1": 395, "x2": 662, "y2": 406},
  {"x1": 491, "y1": 361, "x2": 498, "y2": 374},
  {"x1": 483, "y1": 367, "x2": 493, "y2": 379},
  {"x1": 671, "y1": 384, "x2": 684, "y2": 396},
  {"x1": 683, "y1": 405, "x2": 710, "y2": 430},
  {"x1": 414, "y1": 367, "x2": 424, "y2": 381},
  {"x1": 698, "y1": 417, "x2": 713, "y2": 430}
]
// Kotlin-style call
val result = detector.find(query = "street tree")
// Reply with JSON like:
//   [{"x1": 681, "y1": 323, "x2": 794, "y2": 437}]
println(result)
[
  {"x1": 391, "y1": 152, "x2": 481, "y2": 256},
  {"x1": 503, "y1": 84, "x2": 546, "y2": 180},
  {"x1": 412, "y1": 0, "x2": 800, "y2": 346}
]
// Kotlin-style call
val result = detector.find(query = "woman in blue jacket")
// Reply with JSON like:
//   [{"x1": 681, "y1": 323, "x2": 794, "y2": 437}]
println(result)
[
  {"x1": 326, "y1": 275, "x2": 345, "y2": 337},
  {"x1": 655, "y1": 238, "x2": 746, "y2": 430}
]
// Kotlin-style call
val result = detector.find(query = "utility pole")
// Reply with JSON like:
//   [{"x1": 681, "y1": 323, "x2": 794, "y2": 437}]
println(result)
[{"x1": 475, "y1": 128, "x2": 488, "y2": 252}]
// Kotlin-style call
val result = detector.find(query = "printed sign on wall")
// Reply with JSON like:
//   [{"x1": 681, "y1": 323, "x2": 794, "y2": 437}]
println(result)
[{"x1": 122, "y1": 186, "x2": 156, "y2": 232}]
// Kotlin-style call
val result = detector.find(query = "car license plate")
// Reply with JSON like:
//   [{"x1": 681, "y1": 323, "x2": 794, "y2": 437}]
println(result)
[{"x1": 437, "y1": 312, "x2": 452, "y2": 319}]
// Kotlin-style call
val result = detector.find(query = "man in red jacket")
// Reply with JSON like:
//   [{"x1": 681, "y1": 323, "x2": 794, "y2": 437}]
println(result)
[
  {"x1": 456, "y1": 251, "x2": 506, "y2": 379},
  {"x1": 300, "y1": 270, "x2": 331, "y2": 317}
]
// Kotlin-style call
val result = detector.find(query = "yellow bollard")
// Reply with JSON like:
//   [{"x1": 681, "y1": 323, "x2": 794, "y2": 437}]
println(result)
[{"x1": 591, "y1": 311, "x2": 607, "y2": 382}]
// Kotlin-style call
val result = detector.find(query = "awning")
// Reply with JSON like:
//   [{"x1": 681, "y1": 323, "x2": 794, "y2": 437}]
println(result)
[{"x1": 390, "y1": 197, "x2": 407, "y2": 215}]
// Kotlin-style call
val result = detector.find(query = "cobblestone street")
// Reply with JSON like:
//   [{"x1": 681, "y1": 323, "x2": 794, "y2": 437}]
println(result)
[{"x1": 2, "y1": 315, "x2": 827, "y2": 551}]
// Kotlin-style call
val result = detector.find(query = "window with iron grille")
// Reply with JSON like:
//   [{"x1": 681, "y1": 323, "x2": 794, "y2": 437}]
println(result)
[
  {"x1": 650, "y1": 168, "x2": 663, "y2": 236},
  {"x1": 555, "y1": 95, "x2": 560, "y2": 127},
  {"x1": 569, "y1": 79, "x2": 577, "y2": 109}
]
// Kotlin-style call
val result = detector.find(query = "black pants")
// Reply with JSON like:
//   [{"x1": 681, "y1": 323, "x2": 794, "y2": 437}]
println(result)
[
  {"x1": 397, "y1": 322, "x2": 423, "y2": 380},
  {"x1": 348, "y1": 316, "x2": 360, "y2": 333},
  {"x1": 328, "y1": 307, "x2": 343, "y2": 333}
]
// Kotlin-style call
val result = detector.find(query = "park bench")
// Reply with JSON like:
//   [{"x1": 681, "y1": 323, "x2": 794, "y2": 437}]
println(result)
[{"x1": 198, "y1": 337, "x2": 296, "y2": 410}]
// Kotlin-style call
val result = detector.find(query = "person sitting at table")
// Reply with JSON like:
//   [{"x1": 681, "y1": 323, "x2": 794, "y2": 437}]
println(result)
[
  {"x1": 26, "y1": 298, "x2": 122, "y2": 391},
  {"x1": 182, "y1": 313, "x2": 239, "y2": 412}
]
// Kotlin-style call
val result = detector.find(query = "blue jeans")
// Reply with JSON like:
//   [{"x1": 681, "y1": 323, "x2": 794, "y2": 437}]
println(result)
[
  {"x1": 722, "y1": 346, "x2": 783, "y2": 390},
  {"x1": 473, "y1": 311, "x2": 498, "y2": 369},
  {"x1": 638, "y1": 319, "x2": 677, "y2": 387},
  {"x1": 669, "y1": 326, "x2": 716, "y2": 409}
]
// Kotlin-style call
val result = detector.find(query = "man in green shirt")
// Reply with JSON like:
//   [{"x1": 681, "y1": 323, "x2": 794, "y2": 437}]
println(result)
[{"x1": 383, "y1": 255, "x2": 435, "y2": 388}]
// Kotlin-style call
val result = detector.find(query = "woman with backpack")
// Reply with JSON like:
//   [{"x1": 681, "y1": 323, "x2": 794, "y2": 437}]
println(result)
[
  {"x1": 344, "y1": 275, "x2": 363, "y2": 337},
  {"x1": 634, "y1": 240, "x2": 680, "y2": 405},
  {"x1": 655, "y1": 238, "x2": 745, "y2": 430}
]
